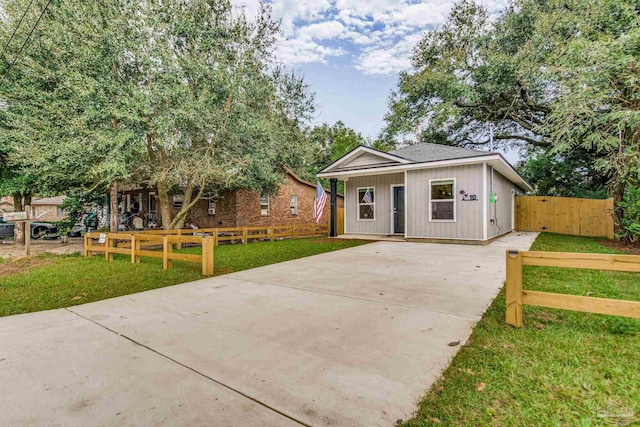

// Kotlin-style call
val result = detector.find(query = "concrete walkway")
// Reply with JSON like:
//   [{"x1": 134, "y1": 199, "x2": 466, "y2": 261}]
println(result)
[{"x1": 0, "y1": 232, "x2": 537, "y2": 427}]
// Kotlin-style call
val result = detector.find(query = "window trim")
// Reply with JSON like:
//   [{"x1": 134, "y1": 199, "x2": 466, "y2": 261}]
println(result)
[
  {"x1": 356, "y1": 186, "x2": 376, "y2": 222},
  {"x1": 290, "y1": 195, "x2": 298, "y2": 215},
  {"x1": 260, "y1": 193, "x2": 270, "y2": 216},
  {"x1": 429, "y1": 178, "x2": 456, "y2": 223}
]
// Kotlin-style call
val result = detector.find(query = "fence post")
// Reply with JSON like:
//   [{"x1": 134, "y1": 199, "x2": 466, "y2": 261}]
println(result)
[
  {"x1": 176, "y1": 229, "x2": 183, "y2": 251},
  {"x1": 291, "y1": 225, "x2": 296, "y2": 239},
  {"x1": 105, "y1": 235, "x2": 113, "y2": 262},
  {"x1": 134, "y1": 235, "x2": 141, "y2": 264},
  {"x1": 213, "y1": 228, "x2": 218, "y2": 247},
  {"x1": 202, "y1": 235, "x2": 214, "y2": 276},
  {"x1": 130, "y1": 234, "x2": 135, "y2": 264},
  {"x1": 163, "y1": 236, "x2": 172, "y2": 270},
  {"x1": 269, "y1": 226, "x2": 274, "y2": 242},
  {"x1": 505, "y1": 250, "x2": 523, "y2": 328},
  {"x1": 83, "y1": 233, "x2": 90, "y2": 257},
  {"x1": 242, "y1": 227, "x2": 248, "y2": 244}
]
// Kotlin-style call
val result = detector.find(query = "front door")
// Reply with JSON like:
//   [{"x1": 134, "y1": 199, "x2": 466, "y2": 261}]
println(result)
[{"x1": 393, "y1": 186, "x2": 405, "y2": 234}]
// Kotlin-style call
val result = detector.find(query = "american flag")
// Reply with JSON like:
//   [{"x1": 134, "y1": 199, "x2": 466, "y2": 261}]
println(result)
[
  {"x1": 313, "y1": 181, "x2": 328, "y2": 223},
  {"x1": 362, "y1": 188, "x2": 373, "y2": 204}
]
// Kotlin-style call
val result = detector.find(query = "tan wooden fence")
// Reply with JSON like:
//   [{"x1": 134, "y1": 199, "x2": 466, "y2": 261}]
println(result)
[
  {"x1": 84, "y1": 232, "x2": 215, "y2": 275},
  {"x1": 83, "y1": 224, "x2": 329, "y2": 276},
  {"x1": 505, "y1": 250, "x2": 640, "y2": 328},
  {"x1": 515, "y1": 196, "x2": 614, "y2": 238},
  {"x1": 337, "y1": 207, "x2": 344, "y2": 235},
  {"x1": 124, "y1": 223, "x2": 328, "y2": 243}
]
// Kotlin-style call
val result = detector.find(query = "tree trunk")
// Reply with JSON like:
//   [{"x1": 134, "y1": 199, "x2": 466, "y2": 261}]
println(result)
[
  {"x1": 156, "y1": 181, "x2": 173, "y2": 230},
  {"x1": 168, "y1": 179, "x2": 203, "y2": 230},
  {"x1": 12, "y1": 192, "x2": 25, "y2": 245},
  {"x1": 110, "y1": 182, "x2": 119, "y2": 232}
]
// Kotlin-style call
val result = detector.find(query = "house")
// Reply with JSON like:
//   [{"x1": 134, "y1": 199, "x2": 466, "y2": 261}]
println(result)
[
  {"x1": 0, "y1": 196, "x2": 13, "y2": 214},
  {"x1": 317, "y1": 143, "x2": 532, "y2": 244},
  {"x1": 117, "y1": 166, "x2": 343, "y2": 229},
  {"x1": 0, "y1": 196, "x2": 68, "y2": 222},
  {"x1": 30, "y1": 196, "x2": 68, "y2": 222}
]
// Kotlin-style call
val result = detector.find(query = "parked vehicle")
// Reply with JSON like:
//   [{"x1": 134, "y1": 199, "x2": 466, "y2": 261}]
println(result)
[
  {"x1": 66, "y1": 213, "x2": 99, "y2": 237},
  {"x1": 0, "y1": 218, "x2": 59, "y2": 240}
]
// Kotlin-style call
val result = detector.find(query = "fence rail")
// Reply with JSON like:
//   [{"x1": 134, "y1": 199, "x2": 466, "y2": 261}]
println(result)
[
  {"x1": 82, "y1": 224, "x2": 328, "y2": 276},
  {"x1": 84, "y1": 232, "x2": 214, "y2": 275},
  {"x1": 505, "y1": 250, "x2": 640, "y2": 327},
  {"x1": 117, "y1": 223, "x2": 328, "y2": 245}
]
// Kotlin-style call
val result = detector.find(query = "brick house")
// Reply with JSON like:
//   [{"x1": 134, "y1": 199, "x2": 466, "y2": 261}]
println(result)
[
  {"x1": 30, "y1": 196, "x2": 68, "y2": 222},
  {"x1": 117, "y1": 167, "x2": 343, "y2": 228},
  {"x1": 1, "y1": 196, "x2": 68, "y2": 222},
  {"x1": 186, "y1": 166, "x2": 343, "y2": 228}
]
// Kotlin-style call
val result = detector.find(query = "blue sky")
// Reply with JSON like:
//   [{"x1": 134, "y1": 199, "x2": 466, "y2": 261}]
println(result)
[{"x1": 234, "y1": 0, "x2": 511, "y2": 154}]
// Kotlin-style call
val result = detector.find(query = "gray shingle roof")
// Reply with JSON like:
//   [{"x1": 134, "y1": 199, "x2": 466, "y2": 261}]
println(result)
[{"x1": 389, "y1": 143, "x2": 491, "y2": 163}]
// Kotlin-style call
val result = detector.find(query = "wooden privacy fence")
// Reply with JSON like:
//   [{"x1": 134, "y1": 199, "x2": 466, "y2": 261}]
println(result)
[
  {"x1": 505, "y1": 250, "x2": 640, "y2": 328},
  {"x1": 337, "y1": 207, "x2": 344, "y2": 235},
  {"x1": 84, "y1": 232, "x2": 215, "y2": 275},
  {"x1": 515, "y1": 196, "x2": 614, "y2": 238}
]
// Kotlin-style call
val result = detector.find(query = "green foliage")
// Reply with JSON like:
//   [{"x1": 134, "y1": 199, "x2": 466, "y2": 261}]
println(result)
[
  {"x1": 0, "y1": 0, "x2": 137, "y2": 195},
  {"x1": 0, "y1": 0, "x2": 317, "y2": 229},
  {"x1": 518, "y1": 149, "x2": 607, "y2": 199},
  {"x1": 383, "y1": 0, "x2": 640, "y2": 238},
  {"x1": 309, "y1": 121, "x2": 367, "y2": 170},
  {"x1": 59, "y1": 189, "x2": 108, "y2": 229},
  {"x1": 617, "y1": 184, "x2": 640, "y2": 242}
]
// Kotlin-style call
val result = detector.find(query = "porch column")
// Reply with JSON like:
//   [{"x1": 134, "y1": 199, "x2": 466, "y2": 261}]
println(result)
[{"x1": 330, "y1": 178, "x2": 337, "y2": 237}]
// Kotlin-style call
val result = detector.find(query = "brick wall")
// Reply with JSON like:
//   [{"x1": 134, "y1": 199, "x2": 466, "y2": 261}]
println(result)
[
  {"x1": 184, "y1": 173, "x2": 343, "y2": 228},
  {"x1": 186, "y1": 191, "x2": 238, "y2": 228},
  {"x1": 31, "y1": 205, "x2": 66, "y2": 222},
  {"x1": 234, "y1": 174, "x2": 343, "y2": 227}
]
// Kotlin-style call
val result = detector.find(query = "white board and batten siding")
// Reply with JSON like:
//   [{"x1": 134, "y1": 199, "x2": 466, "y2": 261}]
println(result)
[
  {"x1": 345, "y1": 173, "x2": 404, "y2": 234},
  {"x1": 406, "y1": 164, "x2": 484, "y2": 240}
]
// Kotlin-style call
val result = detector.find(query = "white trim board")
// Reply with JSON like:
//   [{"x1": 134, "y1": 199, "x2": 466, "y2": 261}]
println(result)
[
  {"x1": 319, "y1": 146, "x2": 410, "y2": 173},
  {"x1": 390, "y1": 184, "x2": 405, "y2": 234},
  {"x1": 482, "y1": 163, "x2": 488, "y2": 241},
  {"x1": 428, "y1": 178, "x2": 457, "y2": 223},
  {"x1": 318, "y1": 154, "x2": 532, "y2": 192},
  {"x1": 356, "y1": 186, "x2": 376, "y2": 222}
]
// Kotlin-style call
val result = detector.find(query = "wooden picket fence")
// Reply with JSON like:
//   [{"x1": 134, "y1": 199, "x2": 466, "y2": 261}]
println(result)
[
  {"x1": 83, "y1": 224, "x2": 329, "y2": 276},
  {"x1": 505, "y1": 250, "x2": 640, "y2": 327},
  {"x1": 84, "y1": 232, "x2": 215, "y2": 275},
  {"x1": 515, "y1": 196, "x2": 614, "y2": 238}
]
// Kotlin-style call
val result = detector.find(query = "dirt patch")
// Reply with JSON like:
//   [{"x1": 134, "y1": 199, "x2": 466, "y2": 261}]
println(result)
[
  {"x1": 0, "y1": 257, "x2": 55, "y2": 278},
  {"x1": 0, "y1": 239, "x2": 84, "y2": 260},
  {"x1": 597, "y1": 239, "x2": 640, "y2": 255}
]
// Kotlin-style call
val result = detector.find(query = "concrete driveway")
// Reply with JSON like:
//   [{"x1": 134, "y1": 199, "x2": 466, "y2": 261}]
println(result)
[{"x1": 0, "y1": 232, "x2": 537, "y2": 427}]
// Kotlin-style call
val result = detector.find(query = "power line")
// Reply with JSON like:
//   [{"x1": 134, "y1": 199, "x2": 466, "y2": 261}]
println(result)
[
  {"x1": 1, "y1": 0, "x2": 37, "y2": 59},
  {"x1": 0, "y1": 0, "x2": 53, "y2": 87}
]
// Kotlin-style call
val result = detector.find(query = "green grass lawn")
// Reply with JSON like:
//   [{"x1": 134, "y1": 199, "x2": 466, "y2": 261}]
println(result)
[
  {"x1": 0, "y1": 237, "x2": 369, "y2": 317},
  {"x1": 401, "y1": 233, "x2": 640, "y2": 427}
]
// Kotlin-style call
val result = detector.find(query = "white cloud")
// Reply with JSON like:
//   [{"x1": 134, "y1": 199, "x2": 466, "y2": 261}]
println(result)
[
  {"x1": 275, "y1": 37, "x2": 346, "y2": 65},
  {"x1": 357, "y1": 32, "x2": 423, "y2": 75},
  {"x1": 232, "y1": 0, "x2": 505, "y2": 75},
  {"x1": 299, "y1": 21, "x2": 346, "y2": 40}
]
